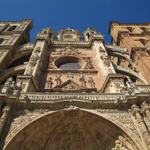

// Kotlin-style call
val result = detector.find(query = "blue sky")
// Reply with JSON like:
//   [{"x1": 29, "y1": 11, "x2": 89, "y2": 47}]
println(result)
[{"x1": 0, "y1": 0, "x2": 149, "y2": 42}]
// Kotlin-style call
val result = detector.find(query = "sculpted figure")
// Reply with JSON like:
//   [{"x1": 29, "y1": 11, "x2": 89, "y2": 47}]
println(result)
[
  {"x1": 1, "y1": 106, "x2": 10, "y2": 120},
  {"x1": 118, "y1": 136, "x2": 133, "y2": 150},
  {"x1": 112, "y1": 137, "x2": 129, "y2": 150},
  {"x1": 125, "y1": 77, "x2": 135, "y2": 94},
  {"x1": 79, "y1": 75, "x2": 86, "y2": 87},
  {"x1": 47, "y1": 77, "x2": 53, "y2": 88},
  {"x1": 101, "y1": 54, "x2": 110, "y2": 67},
  {"x1": 27, "y1": 65, "x2": 34, "y2": 75},
  {"x1": 55, "y1": 75, "x2": 62, "y2": 85},
  {"x1": 88, "y1": 77, "x2": 95, "y2": 88},
  {"x1": 30, "y1": 53, "x2": 39, "y2": 62},
  {"x1": 85, "y1": 59, "x2": 94, "y2": 69},
  {"x1": 113, "y1": 139, "x2": 122, "y2": 150}
]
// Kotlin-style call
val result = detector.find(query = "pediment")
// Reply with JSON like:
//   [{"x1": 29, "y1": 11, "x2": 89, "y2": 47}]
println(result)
[{"x1": 53, "y1": 79, "x2": 86, "y2": 91}]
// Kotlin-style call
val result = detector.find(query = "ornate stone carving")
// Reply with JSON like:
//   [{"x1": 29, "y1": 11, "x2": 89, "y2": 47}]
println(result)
[
  {"x1": 55, "y1": 75, "x2": 62, "y2": 86},
  {"x1": 25, "y1": 46, "x2": 41, "y2": 75},
  {"x1": 0, "y1": 106, "x2": 10, "y2": 136},
  {"x1": 130, "y1": 104, "x2": 150, "y2": 149},
  {"x1": 120, "y1": 78, "x2": 136, "y2": 95},
  {"x1": 1, "y1": 78, "x2": 21, "y2": 95},
  {"x1": 84, "y1": 59, "x2": 94, "y2": 69},
  {"x1": 36, "y1": 28, "x2": 52, "y2": 42},
  {"x1": 1, "y1": 77, "x2": 13, "y2": 94},
  {"x1": 79, "y1": 75, "x2": 86, "y2": 87},
  {"x1": 48, "y1": 57, "x2": 56, "y2": 69},
  {"x1": 52, "y1": 47, "x2": 81, "y2": 56},
  {"x1": 88, "y1": 77, "x2": 95, "y2": 88},
  {"x1": 112, "y1": 136, "x2": 136, "y2": 150},
  {"x1": 46, "y1": 77, "x2": 53, "y2": 89},
  {"x1": 141, "y1": 102, "x2": 150, "y2": 132},
  {"x1": 101, "y1": 54, "x2": 111, "y2": 67},
  {"x1": 84, "y1": 28, "x2": 103, "y2": 41},
  {"x1": 58, "y1": 28, "x2": 80, "y2": 41},
  {"x1": 53, "y1": 79, "x2": 85, "y2": 91},
  {"x1": 30, "y1": 53, "x2": 39, "y2": 62},
  {"x1": 100, "y1": 111, "x2": 139, "y2": 138}
]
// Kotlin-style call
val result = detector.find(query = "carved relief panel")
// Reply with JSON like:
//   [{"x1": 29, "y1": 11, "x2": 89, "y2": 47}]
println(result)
[{"x1": 41, "y1": 45, "x2": 108, "y2": 92}]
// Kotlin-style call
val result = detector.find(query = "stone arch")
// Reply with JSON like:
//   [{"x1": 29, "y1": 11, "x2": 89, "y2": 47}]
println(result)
[
  {"x1": 115, "y1": 65, "x2": 147, "y2": 84},
  {"x1": 10, "y1": 50, "x2": 32, "y2": 64},
  {"x1": 0, "y1": 64, "x2": 26, "y2": 83},
  {"x1": 4, "y1": 109, "x2": 143, "y2": 150}
]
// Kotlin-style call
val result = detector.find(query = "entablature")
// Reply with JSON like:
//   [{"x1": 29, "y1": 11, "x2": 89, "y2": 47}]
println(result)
[{"x1": 0, "y1": 85, "x2": 150, "y2": 110}]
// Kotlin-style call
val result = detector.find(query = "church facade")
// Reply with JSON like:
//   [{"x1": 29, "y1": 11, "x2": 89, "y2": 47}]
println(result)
[{"x1": 0, "y1": 19, "x2": 150, "y2": 149}]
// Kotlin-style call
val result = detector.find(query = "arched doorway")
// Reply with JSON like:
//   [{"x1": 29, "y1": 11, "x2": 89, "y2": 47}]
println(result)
[{"x1": 4, "y1": 109, "x2": 140, "y2": 150}]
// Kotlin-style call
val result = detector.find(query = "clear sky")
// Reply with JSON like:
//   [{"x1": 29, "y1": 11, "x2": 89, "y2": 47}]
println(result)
[{"x1": 0, "y1": 0, "x2": 149, "y2": 42}]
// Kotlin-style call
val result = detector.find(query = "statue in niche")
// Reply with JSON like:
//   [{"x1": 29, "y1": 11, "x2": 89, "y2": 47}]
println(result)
[
  {"x1": 88, "y1": 77, "x2": 95, "y2": 88},
  {"x1": 79, "y1": 75, "x2": 86, "y2": 87},
  {"x1": 47, "y1": 77, "x2": 53, "y2": 89},
  {"x1": 55, "y1": 75, "x2": 62, "y2": 85}
]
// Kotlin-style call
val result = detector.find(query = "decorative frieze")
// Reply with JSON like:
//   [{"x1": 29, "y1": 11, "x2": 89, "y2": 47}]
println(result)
[
  {"x1": 0, "y1": 105, "x2": 10, "y2": 137},
  {"x1": 130, "y1": 104, "x2": 150, "y2": 149}
]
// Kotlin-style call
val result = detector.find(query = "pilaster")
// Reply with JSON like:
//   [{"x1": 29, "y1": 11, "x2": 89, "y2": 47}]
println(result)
[{"x1": 20, "y1": 28, "x2": 52, "y2": 92}]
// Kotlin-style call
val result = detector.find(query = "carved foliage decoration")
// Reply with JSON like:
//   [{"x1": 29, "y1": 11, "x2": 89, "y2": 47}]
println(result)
[
  {"x1": 51, "y1": 47, "x2": 81, "y2": 56},
  {"x1": 58, "y1": 28, "x2": 80, "y2": 41},
  {"x1": 26, "y1": 47, "x2": 41, "y2": 75},
  {"x1": 112, "y1": 136, "x2": 137, "y2": 150}
]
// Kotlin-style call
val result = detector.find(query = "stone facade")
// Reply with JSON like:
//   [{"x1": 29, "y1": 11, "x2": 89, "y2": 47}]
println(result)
[{"x1": 0, "y1": 20, "x2": 149, "y2": 150}]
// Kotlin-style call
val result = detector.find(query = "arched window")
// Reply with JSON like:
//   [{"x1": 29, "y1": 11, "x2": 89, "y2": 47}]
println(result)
[
  {"x1": 59, "y1": 62, "x2": 81, "y2": 70},
  {"x1": 55, "y1": 56, "x2": 81, "y2": 70}
]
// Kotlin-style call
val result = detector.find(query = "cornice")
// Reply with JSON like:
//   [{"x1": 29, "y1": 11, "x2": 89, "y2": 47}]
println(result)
[
  {"x1": 1, "y1": 88, "x2": 150, "y2": 110},
  {"x1": 51, "y1": 40, "x2": 92, "y2": 48}
]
